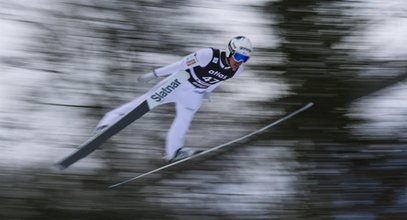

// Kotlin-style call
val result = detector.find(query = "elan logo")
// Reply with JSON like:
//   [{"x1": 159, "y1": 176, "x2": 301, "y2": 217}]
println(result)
[
  {"x1": 151, "y1": 79, "x2": 181, "y2": 102},
  {"x1": 239, "y1": 46, "x2": 252, "y2": 53},
  {"x1": 208, "y1": 70, "x2": 227, "y2": 79}
]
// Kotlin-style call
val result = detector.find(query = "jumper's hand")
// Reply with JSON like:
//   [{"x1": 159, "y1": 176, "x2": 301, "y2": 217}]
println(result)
[{"x1": 137, "y1": 71, "x2": 157, "y2": 83}]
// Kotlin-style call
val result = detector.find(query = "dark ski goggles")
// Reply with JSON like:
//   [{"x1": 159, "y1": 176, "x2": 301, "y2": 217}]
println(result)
[{"x1": 232, "y1": 52, "x2": 250, "y2": 63}]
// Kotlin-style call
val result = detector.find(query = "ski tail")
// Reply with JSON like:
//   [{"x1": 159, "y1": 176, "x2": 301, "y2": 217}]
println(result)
[
  {"x1": 108, "y1": 102, "x2": 314, "y2": 188},
  {"x1": 57, "y1": 100, "x2": 151, "y2": 169},
  {"x1": 57, "y1": 71, "x2": 191, "y2": 170}
]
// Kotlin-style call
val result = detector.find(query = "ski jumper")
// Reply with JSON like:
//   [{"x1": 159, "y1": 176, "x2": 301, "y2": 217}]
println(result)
[{"x1": 97, "y1": 48, "x2": 244, "y2": 160}]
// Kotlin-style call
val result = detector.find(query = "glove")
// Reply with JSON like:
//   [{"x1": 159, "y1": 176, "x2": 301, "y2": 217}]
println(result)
[{"x1": 137, "y1": 71, "x2": 157, "y2": 83}]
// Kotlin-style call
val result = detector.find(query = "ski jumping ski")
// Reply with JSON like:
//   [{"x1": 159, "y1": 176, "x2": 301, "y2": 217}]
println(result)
[
  {"x1": 108, "y1": 102, "x2": 314, "y2": 189},
  {"x1": 56, "y1": 71, "x2": 191, "y2": 169}
]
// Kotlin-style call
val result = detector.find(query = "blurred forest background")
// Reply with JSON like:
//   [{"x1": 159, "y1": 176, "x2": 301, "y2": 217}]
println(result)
[{"x1": 1, "y1": 0, "x2": 407, "y2": 219}]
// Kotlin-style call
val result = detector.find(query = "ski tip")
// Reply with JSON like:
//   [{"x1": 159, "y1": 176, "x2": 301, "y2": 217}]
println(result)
[
  {"x1": 306, "y1": 102, "x2": 314, "y2": 107},
  {"x1": 300, "y1": 102, "x2": 314, "y2": 110}
]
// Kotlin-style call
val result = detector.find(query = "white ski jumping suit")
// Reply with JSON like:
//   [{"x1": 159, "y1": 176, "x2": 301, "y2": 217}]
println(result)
[{"x1": 97, "y1": 47, "x2": 245, "y2": 160}]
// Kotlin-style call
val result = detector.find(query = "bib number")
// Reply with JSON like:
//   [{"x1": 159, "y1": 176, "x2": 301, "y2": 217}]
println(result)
[{"x1": 202, "y1": 76, "x2": 220, "y2": 84}]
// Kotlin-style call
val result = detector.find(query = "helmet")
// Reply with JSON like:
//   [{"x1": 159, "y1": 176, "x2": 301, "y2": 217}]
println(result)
[{"x1": 226, "y1": 36, "x2": 253, "y2": 62}]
